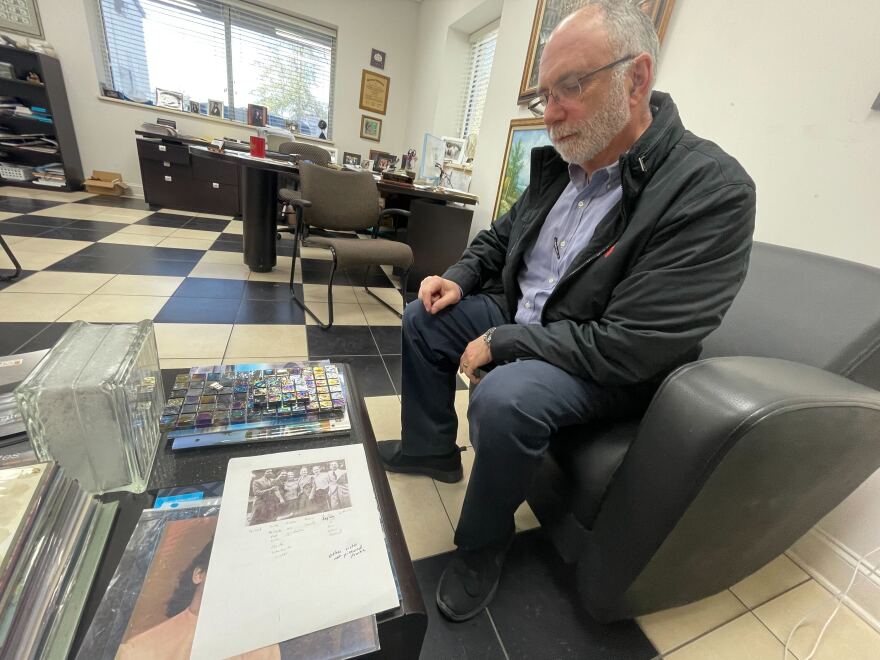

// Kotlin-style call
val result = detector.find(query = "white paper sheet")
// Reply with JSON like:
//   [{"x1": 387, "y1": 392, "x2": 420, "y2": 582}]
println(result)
[{"x1": 190, "y1": 445, "x2": 399, "y2": 659}]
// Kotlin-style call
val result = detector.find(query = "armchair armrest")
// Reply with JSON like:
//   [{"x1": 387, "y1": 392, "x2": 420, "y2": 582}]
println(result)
[
  {"x1": 379, "y1": 208, "x2": 411, "y2": 219},
  {"x1": 579, "y1": 356, "x2": 880, "y2": 620}
]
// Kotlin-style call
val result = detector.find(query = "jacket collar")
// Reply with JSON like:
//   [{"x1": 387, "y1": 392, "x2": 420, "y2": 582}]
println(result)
[{"x1": 528, "y1": 90, "x2": 685, "y2": 202}]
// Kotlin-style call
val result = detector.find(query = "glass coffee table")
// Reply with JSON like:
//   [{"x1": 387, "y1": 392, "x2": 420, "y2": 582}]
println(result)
[{"x1": 72, "y1": 365, "x2": 428, "y2": 659}]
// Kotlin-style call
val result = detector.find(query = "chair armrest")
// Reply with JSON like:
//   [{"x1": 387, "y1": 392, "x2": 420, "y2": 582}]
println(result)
[
  {"x1": 578, "y1": 356, "x2": 880, "y2": 620},
  {"x1": 287, "y1": 197, "x2": 312, "y2": 209},
  {"x1": 379, "y1": 208, "x2": 411, "y2": 219}
]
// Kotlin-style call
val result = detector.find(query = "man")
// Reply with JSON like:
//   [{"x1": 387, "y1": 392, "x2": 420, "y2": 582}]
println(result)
[
  {"x1": 327, "y1": 460, "x2": 350, "y2": 510},
  {"x1": 378, "y1": 0, "x2": 756, "y2": 622},
  {"x1": 310, "y1": 464, "x2": 331, "y2": 513},
  {"x1": 250, "y1": 469, "x2": 282, "y2": 525}
]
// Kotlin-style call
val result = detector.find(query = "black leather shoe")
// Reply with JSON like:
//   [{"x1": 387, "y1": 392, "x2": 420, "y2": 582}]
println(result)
[
  {"x1": 436, "y1": 530, "x2": 515, "y2": 622},
  {"x1": 377, "y1": 440, "x2": 463, "y2": 483}
]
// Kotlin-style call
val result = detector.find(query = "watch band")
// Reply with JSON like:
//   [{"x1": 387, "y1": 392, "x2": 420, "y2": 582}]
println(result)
[{"x1": 483, "y1": 327, "x2": 496, "y2": 346}]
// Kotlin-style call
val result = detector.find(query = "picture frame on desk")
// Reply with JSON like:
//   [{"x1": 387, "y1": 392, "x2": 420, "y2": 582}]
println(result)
[
  {"x1": 360, "y1": 115, "x2": 382, "y2": 142},
  {"x1": 342, "y1": 152, "x2": 361, "y2": 166},
  {"x1": 247, "y1": 103, "x2": 268, "y2": 127},
  {"x1": 369, "y1": 150, "x2": 396, "y2": 172}
]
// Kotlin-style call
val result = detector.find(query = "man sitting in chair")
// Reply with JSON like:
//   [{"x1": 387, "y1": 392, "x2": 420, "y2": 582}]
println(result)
[{"x1": 378, "y1": 0, "x2": 756, "y2": 622}]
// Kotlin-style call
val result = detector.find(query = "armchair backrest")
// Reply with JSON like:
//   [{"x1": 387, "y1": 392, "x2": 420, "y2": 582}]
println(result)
[
  {"x1": 298, "y1": 163, "x2": 382, "y2": 232},
  {"x1": 702, "y1": 242, "x2": 880, "y2": 389},
  {"x1": 278, "y1": 142, "x2": 332, "y2": 166}
]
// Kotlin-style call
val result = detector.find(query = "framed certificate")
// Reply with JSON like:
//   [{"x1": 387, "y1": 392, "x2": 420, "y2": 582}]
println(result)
[{"x1": 359, "y1": 69, "x2": 390, "y2": 116}]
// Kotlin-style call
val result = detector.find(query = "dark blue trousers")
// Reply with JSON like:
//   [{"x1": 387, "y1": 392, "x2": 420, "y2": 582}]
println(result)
[{"x1": 401, "y1": 295, "x2": 653, "y2": 550}]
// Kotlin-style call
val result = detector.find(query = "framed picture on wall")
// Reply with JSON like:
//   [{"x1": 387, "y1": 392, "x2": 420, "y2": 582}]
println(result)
[
  {"x1": 493, "y1": 118, "x2": 553, "y2": 220},
  {"x1": 359, "y1": 69, "x2": 390, "y2": 115},
  {"x1": 360, "y1": 115, "x2": 382, "y2": 142},
  {"x1": 517, "y1": 0, "x2": 676, "y2": 103}
]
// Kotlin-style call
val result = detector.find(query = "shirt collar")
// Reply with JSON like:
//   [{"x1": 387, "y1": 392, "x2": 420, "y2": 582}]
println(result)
[{"x1": 568, "y1": 160, "x2": 622, "y2": 193}]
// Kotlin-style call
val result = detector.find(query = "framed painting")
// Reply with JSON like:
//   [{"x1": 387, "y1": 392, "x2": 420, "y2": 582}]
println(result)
[
  {"x1": 492, "y1": 118, "x2": 553, "y2": 220},
  {"x1": 518, "y1": 0, "x2": 676, "y2": 103},
  {"x1": 360, "y1": 115, "x2": 382, "y2": 142},
  {"x1": 359, "y1": 69, "x2": 390, "y2": 115}
]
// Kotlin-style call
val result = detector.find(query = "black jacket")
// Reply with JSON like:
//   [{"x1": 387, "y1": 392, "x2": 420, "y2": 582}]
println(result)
[{"x1": 443, "y1": 91, "x2": 756, "y2": 386}]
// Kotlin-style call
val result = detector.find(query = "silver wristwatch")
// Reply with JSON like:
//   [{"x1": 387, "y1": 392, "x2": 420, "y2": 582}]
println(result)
[{"x1": 483, "y1": 327, "x2": 496, "y2": 346}]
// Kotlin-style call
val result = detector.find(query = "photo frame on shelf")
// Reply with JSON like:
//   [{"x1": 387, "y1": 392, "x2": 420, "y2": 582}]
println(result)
[
  {"x1": 441, "y1": 136, "x2": 466, "y2": 164},
  {"x1": 368, "y1": 150, "x2": 397, "y2": 172},
  {"x1": 517, "y1": 0, "x2": 676, "y2": 103},
  {"x1": 342, "y1": 152, "x2": 362, "y2": 166},
  {"x1": 493, "y1": 118, "x2": 552, "y2": 220},
  {"x1": 156, "y1": 88, "x2": 184, "y2": 110},
  {"x1": 208, "y1": 99, "x2": 224, "y2": 118},
  {"x1": 360, "y1": 115, "x2": 382, "y2": 142},
  {"x1": 359, "y1": 69, "x2": 390, "y2": 115},
  {"x1": 247, "y1": 103, "x2": 268, "y2": 127},
  {"x1": 188, "y1": 100, "x2": 201, "y2": 113}
]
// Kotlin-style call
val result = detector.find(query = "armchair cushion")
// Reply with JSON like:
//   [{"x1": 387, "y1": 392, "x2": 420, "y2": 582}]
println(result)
[{"x1": 305, "y1": 235, "x2": 413, "y2": 271}]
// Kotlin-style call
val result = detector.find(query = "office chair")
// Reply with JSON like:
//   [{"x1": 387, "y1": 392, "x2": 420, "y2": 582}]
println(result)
[
  {"x1": 281, "y1": 163, "x2": 413, "y2": 329},
  {"x1": 278, "y1": 141, "x2": 332, "y2": 166}
]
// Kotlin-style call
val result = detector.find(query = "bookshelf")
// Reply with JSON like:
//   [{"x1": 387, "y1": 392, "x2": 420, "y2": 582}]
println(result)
[{"x1": 0, "y1": 44, "x2": 83, "y2": 191}]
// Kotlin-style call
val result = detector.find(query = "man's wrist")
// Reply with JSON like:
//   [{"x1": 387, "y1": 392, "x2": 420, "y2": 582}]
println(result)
[{"x1": 483, "y1": 327, "x2": 496, "y2": 347}]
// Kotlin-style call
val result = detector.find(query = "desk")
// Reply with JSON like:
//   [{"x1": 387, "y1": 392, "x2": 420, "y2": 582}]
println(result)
[
  {"x1": 168, "y1": 143, "x2": 478, "y2": 278},
  {"x1": 73, "y1": 365, "x2": 428, "y2": 659}
]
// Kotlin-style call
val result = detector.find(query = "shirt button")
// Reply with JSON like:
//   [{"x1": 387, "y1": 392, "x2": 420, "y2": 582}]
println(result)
[
  {"x1": 577, "y1": 200, "x2": 585, "y2": 208},
  {"x1": 559, "y1": 240, "x2": 566, "y2": 248},
  {"x1": 525, "y1": 302, "x2": 532, "y2": 309},
  {"x1": 549, "y1": 278, "x2": 555, "y2": 284}
]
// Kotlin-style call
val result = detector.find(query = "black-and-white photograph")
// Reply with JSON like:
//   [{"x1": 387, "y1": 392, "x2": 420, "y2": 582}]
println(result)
[
  {"x1": 247, "y1": 461, "x2": 351, "y2": 526},
  {"x1": 442, "y1": 136, "x2": 465, "y2": 163},
  {"x1": 188, "y1": 100, "x2": 201, "y2": 113},
  {"x1": 342, "y1": 152, "x2": 361, "y2": 166},
  {"x1": 208, "y1": 99, "x2": 224, "y2": 118}
]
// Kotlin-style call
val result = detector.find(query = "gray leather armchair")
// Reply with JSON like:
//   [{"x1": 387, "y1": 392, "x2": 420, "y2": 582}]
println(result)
[{"x1": 525, "y1": 242, "x2": 880, "y2": 621}]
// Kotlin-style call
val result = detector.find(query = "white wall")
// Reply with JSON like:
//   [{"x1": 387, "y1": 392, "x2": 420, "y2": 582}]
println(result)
[{"x1": 38, "y1": 0, "x2": 420, "y2": 194}]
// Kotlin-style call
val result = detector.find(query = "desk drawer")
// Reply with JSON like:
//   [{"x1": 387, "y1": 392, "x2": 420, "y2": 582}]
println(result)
[
  {"x1": 137, "y1": 139, "x2": 190, "y2": 165},
  {"x1": 141, "y1": 158, "x2": 192, "y2": 181},
  {"x1": 191, "y1": 154, "x2": 239, "y2": 185},
  {"x1": 191, "y1": 179, "x2": 239, "y2": 216}
]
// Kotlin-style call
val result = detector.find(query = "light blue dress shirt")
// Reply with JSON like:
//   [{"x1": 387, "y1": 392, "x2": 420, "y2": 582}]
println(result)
[{"x1": 514, "y1": 161, "x2": 623, "y2": 325}]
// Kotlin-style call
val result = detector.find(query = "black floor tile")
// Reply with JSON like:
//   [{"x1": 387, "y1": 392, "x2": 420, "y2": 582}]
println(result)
[
  {"x1": 299, "y1": 259, "x2": 352, "y2": 286},
  {"x1": 0, "y1": 271, "x2": 34, "y2": 290},
  {"x1": 183, "y1": 217, "x2": 231, "y2": 232},
  {"x1": 0, "y1": 322, "x2": 49, "y2": 355},
  {"x1": 44, "y1": 253, "x2": 121, "y2": 274},
  {"x1": 244, "y1": 281, "x2": 298, "y2": 302},
  {"x1": 209, "y1": 239, "x2": 242, "y2": 253},
  {"x1": 134, "y1": 213, "x2": 192, "y2": 228},
  {"x1": 216, "y1": 232, "x2": 241, "y2": 243},
  {"x1": 74, "y1": 242, "x2": 152, "y2": 260},
  {"x1": 412, "y1": 553, "x2": 508, "y2": 660},
  {"x1": 0, "y1": 197, "x2": 60, "y2": 213},
  {"x1": 310, "y1": 355, "x2": 395, "y2": 397},
  {"x1": 275, "y1": 242, "x2": 295, "y2": 257},
  {"x1": 150, "y1": 246, "x2": 205, "y2": 262},
  {"x1": 0, "y1": 221, "x2": 51, "y2": 238},
  {"x1": 76, "y1": 196, "x2": 151, "y2": 210},
  {"x1": 172, "y1": 277, "x2": 246, "y2": 300},
  {"x1": 382, "y1": 354, "x2": 402, "y2": 395},
  {"x1": 17, "y1": 322, "x2": 73, "y2": 353},
  {"x1": 122, "y1": 259, "x2": 196, "y2": 277},
  {"x1": 487, "y1": 531, "x2": 657, "y2": 659},
  {"x1": 306, "y1": 326, "x2": 379, "y2": 356},
  {"x1": 39, "y1": 226, "x2": 110, "y2": 242},
  {"x1": 235, "y1": 298, "x2": 305, "y2": 324},
  {"x1": 65, "y1": 219, "x2": 130, "y2": 233},
  {"x1": 369, "y1": 326, "x2": 402, "y2": 355},
  {"x1": 3, "y1": 214, "x2": 73, "y2": 229},
  {"x1": 155, "y1": 297, "x2": 240, "y2": 324}
]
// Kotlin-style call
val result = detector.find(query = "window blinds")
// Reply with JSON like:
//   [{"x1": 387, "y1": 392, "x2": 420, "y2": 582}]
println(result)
[
  {"x1": 95, "y1": 0, "x2": 336, "y2": 138},
  {"x1": 459, "y1": 22, "x2": 498, "y2": 140}
]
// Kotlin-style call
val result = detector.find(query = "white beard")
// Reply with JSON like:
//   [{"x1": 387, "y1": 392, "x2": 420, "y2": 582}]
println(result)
[{"x1": 549, "y1": 74, "x2": 631, "y2": 165}]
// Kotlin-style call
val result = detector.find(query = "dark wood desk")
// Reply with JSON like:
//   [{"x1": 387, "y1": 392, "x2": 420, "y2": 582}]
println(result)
[{"x1": 72, "y1": 366, "x2": 427, "y2": 659}]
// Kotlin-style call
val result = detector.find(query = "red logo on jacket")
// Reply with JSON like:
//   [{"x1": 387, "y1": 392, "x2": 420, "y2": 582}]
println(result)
[{"x1": 603, "y1": 244, "x2": 616, "y2": 257}]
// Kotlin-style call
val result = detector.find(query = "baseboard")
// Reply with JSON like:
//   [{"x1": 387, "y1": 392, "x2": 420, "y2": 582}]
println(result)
[
  {"x1": 124, "y1": 183, "x2": 144, "y2": 199},
  {"x1": 787, "y1": 526, "x2": 880, "y2": 633}
]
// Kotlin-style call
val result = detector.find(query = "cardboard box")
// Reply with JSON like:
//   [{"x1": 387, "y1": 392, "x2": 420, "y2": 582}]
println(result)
[{"x1": 84, "y1": 170, "x2": 128, "y2": 196}]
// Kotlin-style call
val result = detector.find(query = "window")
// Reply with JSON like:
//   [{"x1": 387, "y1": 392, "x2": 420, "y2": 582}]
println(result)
[
  {"x1": 95, "y1": 0, "x2": 336, "y2": 138},
  {"x1": 459, "y1": 21, "x2": 498, "y2": 140}
]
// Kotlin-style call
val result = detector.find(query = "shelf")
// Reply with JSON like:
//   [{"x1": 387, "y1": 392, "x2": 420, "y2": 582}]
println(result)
[
  {"x1": 0, "y1": 77, "x2": 46, "y2": 89},
  {"x1": 0, "y1": 179, "x2": 72, "y2": 192}
]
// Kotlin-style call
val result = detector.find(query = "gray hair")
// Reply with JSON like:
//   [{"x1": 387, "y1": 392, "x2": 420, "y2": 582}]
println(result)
[{"x1": 582, "y1": 0, "x2": 660, "y2": 84}]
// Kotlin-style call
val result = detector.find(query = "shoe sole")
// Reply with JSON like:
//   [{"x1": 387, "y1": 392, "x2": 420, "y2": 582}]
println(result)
[{"x1": 381, "y1": 462, "x2": 463, "y2": 484}]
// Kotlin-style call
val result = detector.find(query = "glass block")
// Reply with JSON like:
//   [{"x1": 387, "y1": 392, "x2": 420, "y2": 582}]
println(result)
[{"x1": 14, "y1": 320, "x2": 164, "y2": 494}]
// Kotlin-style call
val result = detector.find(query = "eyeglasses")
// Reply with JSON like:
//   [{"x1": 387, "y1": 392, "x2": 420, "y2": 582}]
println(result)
[{"x1": 528, "y1": 54, "x2": 636, "y2": 117}]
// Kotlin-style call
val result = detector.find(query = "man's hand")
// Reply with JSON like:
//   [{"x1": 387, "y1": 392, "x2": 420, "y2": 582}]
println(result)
[
  {"x1": 459, "y1": 335, "x2": 492, "y2": 385},
  {"x1": 418, "y1": 276, "x2": 462, "y2": 314}
]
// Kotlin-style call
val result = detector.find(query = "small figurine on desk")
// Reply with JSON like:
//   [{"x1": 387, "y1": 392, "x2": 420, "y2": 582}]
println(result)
[
  {"x1": 318, "y1": 119, "x2": 328, "y2": 140},
  {"x1": 25, "y1": 71, "x2": 41, "y2": 84}
]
